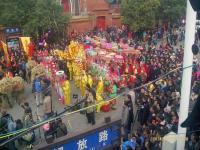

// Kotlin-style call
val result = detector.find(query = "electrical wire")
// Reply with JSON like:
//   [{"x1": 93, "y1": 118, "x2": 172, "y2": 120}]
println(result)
[{"x1": 0, "y1": 64, "x2": 196, "y2": 145}]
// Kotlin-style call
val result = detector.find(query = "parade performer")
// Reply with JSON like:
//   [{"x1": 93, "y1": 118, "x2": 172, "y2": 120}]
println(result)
[
  {"x1": 67, "y1": 62, "x2": 73, "y2": 80},
  {"x1": 87, "y1": 74, "x2": 93, "y2": 88},
  {"x1": 12, "y1": 76, "x2": 25, "y2": 105},
  {"x1": 55, "y1": 71, "x2": 65, "y2": 103},
  {"x1": 62, "y1": 80, "x2": 71, "y2": 106},
  {"x1": 109, "y1": 81, "x2": 118, "y2": 109},
  {"x1": 120, "y1": 76, "x2": 127, "y2": 92},
  {"x1": 128, "y1": 75, "x2": 136, "y2": 87},
  {"x1": 72, "y1": 62, "x2": 79, "y2": 88},
  {"x1": 96, "y1": 76, "x2": 104, "y2": 112},
  {"x1": 109, "y1": 81, "x2": 118, "y2": 98},
  {"x1": 80, "y1": 71, "x2": 87, "y2": 97}
]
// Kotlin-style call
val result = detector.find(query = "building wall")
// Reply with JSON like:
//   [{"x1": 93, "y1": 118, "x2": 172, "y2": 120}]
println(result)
[
  {"x1": 67, "y1": 0, "x2": 121, "y2": 34},
  {"x1": 86, "y1": 0, "x2": 109, "y2": 12},
  {"x1": 68, "y1": 16, "x2": 93, "y2": 33},
  {"x1": 112, "y1": 13, "x2": 122, "y2": 26}
]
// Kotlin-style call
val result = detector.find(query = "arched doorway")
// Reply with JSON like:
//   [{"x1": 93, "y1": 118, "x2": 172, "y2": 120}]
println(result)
[{"x1": 96, "y1": 16, "x2": 106, "y2": 30}]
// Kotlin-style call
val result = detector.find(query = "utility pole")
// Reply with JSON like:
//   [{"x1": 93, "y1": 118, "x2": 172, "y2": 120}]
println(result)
[{"x1": 176, "y1": 0, "x2": 196, "y2": 150}]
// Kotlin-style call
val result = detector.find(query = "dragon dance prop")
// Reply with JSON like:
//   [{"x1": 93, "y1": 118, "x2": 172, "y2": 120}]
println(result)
[
  {"x1": 12, "y1": 76, "x2": 24, "y2": 92},
  {"x1": 0, "y1": 76, "x2": 25, "y2": 108},
  {"x1": 54, "y1": 41, "x2": 87, "y2": 98},
  {"x1": 0, "y1": 76, "x2": 24, "y2": 94},
  {"x1": 31, "y1": 64, "x2": 46, "y2": 81},
  {"x1": 0, "y1": 77, "x2": 14, "y2": 94},
  {"x1": 27, "y1": 60, "x2": 37, "y2": 70}
]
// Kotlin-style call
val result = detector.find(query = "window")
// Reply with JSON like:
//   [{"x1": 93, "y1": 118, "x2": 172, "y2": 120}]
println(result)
[{"x1": 71, "y1": 0, "x2": 80, "y2": 16}]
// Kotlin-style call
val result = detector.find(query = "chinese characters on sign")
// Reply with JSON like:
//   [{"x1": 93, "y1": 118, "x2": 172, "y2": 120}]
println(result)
[
  {"x1": 77, "y1": 138, "x2": 87, "y2": 150},
  {"x1": 99, "y1": 130, "x2": 108, "y2": 143},
  {"x1": 5, "y1": 28, "x2": 20, "y2": 34},
  {"x1": 52, "y1": 123, "x2": 120, "y2": 150}
]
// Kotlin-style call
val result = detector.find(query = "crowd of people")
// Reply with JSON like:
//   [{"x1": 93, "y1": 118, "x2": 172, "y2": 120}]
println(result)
[
  {"x1": 0, "y1": 44, "x2": 69, "y2": 149},
  {"x1": 0, "y1": 47, "x2": 28, "y2": 81},
  {"x1": 118, "y1": 26, "x2": 200, "y2": 149},
  {"x1": 69, "y1": 22, "x2": 200, "y2": 150},
  {"x1": 0, "y1": 21, "x2": 199, "y2": 150}
]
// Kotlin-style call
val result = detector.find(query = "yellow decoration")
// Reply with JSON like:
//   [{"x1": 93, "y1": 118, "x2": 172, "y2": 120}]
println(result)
[
  {"x1": 20, "y1": 37, "x2": 30, "y2": 55},
  {"x1": 80, "y1": 72, "x2": 87, "y2": 97},
  {"x1": 148, "y1": 84, "x2": 155, "y2": 92},
  {"x1": 53, "y1": 41, "x2": 87, "y2": 99},
  {"x1": 96, "y1": 77, "x2": 104, "y2": 112},
  {"x1": 67, "y1": 62, "x2": 73, "y2": 80},
  {"x1": 1, "y1": 41, "x2": 10, "y2": 64},
  {"x1": 62, "y1": 80, "x2": 71, "y2": 106},
  {"x1": 87, "y1": 75, "x2": 93, "y2": 88}
]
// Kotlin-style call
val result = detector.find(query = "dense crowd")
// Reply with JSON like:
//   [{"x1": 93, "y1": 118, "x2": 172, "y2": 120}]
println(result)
[
  {"x1": 0, "y1": 47, "x2": 27, "y2": 81},
  {"x1": 118, "y1": 26, "x2": 200, "y2": 149},
  {"x1": 0, "y1": 45, "x2": 67, "y2": 149}
]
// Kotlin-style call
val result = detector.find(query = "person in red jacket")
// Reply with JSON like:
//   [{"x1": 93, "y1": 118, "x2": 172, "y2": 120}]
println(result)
[{"x1": 4, "y1": 69, "x2": 13, "y2": 78}]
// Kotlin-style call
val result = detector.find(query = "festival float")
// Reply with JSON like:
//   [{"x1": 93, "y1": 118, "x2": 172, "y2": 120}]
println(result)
[
  {"x1": 81, "y1": 35, "x2": 146, "y2": 112},
  {"x1": 37, "y1": 36, "x2": 145, "y2": 111}
]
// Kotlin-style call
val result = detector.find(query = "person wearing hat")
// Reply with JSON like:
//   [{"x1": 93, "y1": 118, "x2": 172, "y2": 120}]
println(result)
[{"x1": 85, "y1": 91, "x2": 96, "y2": 125}]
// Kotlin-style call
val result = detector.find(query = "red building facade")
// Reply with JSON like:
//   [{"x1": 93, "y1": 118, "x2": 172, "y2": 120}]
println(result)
[{"x1": 62, "y1": 0, "x2": 121, "y2": 33}]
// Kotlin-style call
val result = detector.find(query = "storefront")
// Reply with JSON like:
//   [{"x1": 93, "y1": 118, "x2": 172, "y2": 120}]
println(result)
[{"x1": 5, "y1": 27, "x2": 21, "y2": 50}]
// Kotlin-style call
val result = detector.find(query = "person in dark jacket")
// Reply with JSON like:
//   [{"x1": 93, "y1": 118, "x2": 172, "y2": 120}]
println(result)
[
  {"x1": 127, "y1": 95, "x2": 134, "y2": 131},
  {"x1": 122, "y1": 99, "x2": 132, "y2": 141},
  {"x1": 56, "y1": 119, "x2": 68, "y2": 138},
  {"x1": 21, "y1": 102, "x2": 33, "y2": 121},
  {"x1": 41, "y1": 77, "x2": 52, "y2": 97},
  {"x1": 138, "y1": 101, "x2": 150, "y2": 126},
  {"x1": 0, "y1": 109, "x2": 16, "y2": 150},
  {"x1": 85, "y1": 91, "x2": 96, "y2": 125}
]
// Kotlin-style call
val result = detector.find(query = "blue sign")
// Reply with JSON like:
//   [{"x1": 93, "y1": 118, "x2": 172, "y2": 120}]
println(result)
[
  {"x1": 52, "y1": 124, "x2": 120, "y2": 150},
  {"x1": 5, "y1": 27, "x2": 20, "y2": 34}
]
